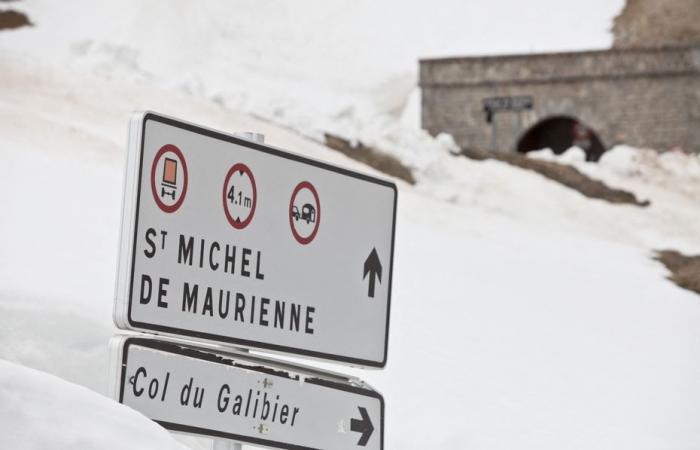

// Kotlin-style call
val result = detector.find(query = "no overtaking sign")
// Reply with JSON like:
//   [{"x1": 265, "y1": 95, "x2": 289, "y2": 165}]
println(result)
[{"x1": 114, "y1": 112, "x2": 397, "y2": 367}]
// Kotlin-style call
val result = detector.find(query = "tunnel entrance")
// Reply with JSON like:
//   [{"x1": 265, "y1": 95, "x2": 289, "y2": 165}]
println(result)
[{"x1": 517, "y1": 116, "x2": 605, "y2": 161}]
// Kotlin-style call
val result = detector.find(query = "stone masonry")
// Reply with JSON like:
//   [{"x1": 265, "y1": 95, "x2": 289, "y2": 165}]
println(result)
[
  {"x1": 613, "y1": 0, "x2": 700, "y2": 49},
  {"x1": 419, "y1": 46, "x2": 700, "y2": 154}
]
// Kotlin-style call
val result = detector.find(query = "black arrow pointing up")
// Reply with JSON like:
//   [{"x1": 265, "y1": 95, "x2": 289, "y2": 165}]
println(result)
[
  {"x1": 350, "y1": 406, "x2": 374, "y2": 447},
  {"x1": 363, "y1": 248, "x2": 382, "y2": 298}
]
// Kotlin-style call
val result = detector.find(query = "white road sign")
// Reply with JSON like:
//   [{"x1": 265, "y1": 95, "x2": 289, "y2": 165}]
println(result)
[
  {"x1": 110, "y1": 336, "x2": 383, "y2": 450},
  {"x1": 114, "y1": 112, "x2": 397, "y2": 367}
]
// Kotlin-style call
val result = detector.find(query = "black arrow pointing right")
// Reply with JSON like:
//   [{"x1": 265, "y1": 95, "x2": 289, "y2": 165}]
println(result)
[{"x1": 350, "y1": 406, "x2": 374, "y2": 447}]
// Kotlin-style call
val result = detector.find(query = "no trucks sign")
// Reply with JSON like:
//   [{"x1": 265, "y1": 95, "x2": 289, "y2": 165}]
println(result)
[
  {"x1": 113, "y1": 112, "x2": 397, "y2": 367},
  {"x1": 110, "y1": 336, "x2": 383, "y2": 449}
]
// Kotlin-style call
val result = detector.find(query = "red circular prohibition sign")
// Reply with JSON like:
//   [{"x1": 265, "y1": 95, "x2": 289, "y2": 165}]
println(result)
[
  {"x1": 222, "y1": 163, "x2": 257, "y2": 230},
  {"x1": 150, "y1": 144, "x2": 188, "y2": 213},
  {"x1": 289, "y1": 181, "x2": 320, "y2": 245}
]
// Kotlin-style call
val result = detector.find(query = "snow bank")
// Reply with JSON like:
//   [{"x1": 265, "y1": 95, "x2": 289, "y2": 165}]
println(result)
[
  {"x1": 598, "y1": 145, "x2": 700, "y2": 193},
  {"x1": 527, "y1": 146, "x2": 588, "y2": 164},
  {"x1": 0, "y1": 359, "x2": 185, "y2": 450},
  {"x1": 326, "y1": 112, "x2": 461, "y2": 178},
  {"x1": 524, "y1": 145, "x2": 700, "y2": 252},
  {"x1": 529, "y1": 145, "x2": 700, "y2": 196}
]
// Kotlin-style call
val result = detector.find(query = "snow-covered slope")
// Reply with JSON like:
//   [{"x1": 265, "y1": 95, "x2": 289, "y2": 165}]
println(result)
[
  {"x1": 2, "y1": 56, "x2": 700, "y2": 449},
  {"x1": 0, "y1": 359, "x2": 186, "y2": 450},
  {"x1": 1, "y1": 0, "x2": 625, "y2": 165},
  {"x1": 2, "y1": 0, "x2": 624, "y2": 104}
]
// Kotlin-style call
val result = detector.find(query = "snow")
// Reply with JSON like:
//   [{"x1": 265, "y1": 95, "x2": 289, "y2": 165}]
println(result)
[
  {"x1": 528, "y1": 146, "x2": 589, "y2": 164},
  {"x1": 2, "y1": 55, "x2": 700, "y2": 449},
  {"x1": 0, "y1": 0, "x2": 626, "y2": 173},
  {"x1": 2, "y1": 1, "x2": 700, "y2": 448},
  {"x1": 524, "y1": 146, "x2": 700, "y2": 252},
  {"x1": 529, "y1": 145, "x2": 700, "y2": 196},
  {"x1": 0, "y1": 358, "x2": 186, "y2": 449}
]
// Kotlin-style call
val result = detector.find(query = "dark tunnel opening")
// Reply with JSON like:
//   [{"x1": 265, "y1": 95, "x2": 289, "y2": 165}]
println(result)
[{"x1": 517, "y1": 116, "x2": 606, "y2": 161}]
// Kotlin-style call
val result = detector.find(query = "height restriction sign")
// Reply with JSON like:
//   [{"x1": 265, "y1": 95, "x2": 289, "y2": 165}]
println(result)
[{"x1": 114, "y1": 112, "x2": 397, "y2": 367}]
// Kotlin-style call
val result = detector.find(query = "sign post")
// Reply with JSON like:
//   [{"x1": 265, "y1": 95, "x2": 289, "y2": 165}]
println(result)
[
  {"x1": 112, "y1": 112, "x2": 395, "y2": 449},
  {"x1": 215, "y1": 132, "x2": 265, "y2": 450},
  {"x1": 110, "y1": 336, "x2": 384, "y2": 450}
]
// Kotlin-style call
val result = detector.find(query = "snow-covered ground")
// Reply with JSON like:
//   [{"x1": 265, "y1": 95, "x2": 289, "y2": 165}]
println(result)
[
  {"x1": 3, "y1": 1, "x2": 700, "y2": 449},
  {"x1": 2, "y1": 55, "x2": 700, "y2": 449},
  {"x1": 0, "y1": 359, "x2": 187, "y2": 449}
]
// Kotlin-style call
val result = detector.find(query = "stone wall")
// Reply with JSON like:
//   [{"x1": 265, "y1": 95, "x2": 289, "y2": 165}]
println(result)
[
  {"x1": 420, "y1": 46, "x2": 700, "y2": 153},
  {"x1": 613, "y1": 0, "x2": 700, "y2": 49}
]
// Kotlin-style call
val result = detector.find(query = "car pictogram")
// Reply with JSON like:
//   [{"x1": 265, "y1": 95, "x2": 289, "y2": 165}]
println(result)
[{"x1": 292, "y1": 204, "x2": 316, "y2": 224}]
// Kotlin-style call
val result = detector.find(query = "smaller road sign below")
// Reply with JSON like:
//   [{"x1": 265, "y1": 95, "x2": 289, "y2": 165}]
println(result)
[{"x1": 110, "y1": 336, "x2": 384, "y2": 450}]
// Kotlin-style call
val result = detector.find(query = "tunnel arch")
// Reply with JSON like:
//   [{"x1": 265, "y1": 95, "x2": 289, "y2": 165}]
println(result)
[{"x1": 516, "y1": 116, "x2": 606, "y2": 161}]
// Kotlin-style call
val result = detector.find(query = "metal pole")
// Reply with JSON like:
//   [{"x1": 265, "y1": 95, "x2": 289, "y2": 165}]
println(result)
[
  {"x1": 212, "y1": 439, "x2": 242, "y2": 450},
  {"x1": 235, "y1": 132, "x2": 265, "y2": 144},
  {"x1": 208, "y1": 272, "x2": 258, "y2": 450},
  {"x1": 215, "y1": 131, "x2": 262, "y2": 450}
]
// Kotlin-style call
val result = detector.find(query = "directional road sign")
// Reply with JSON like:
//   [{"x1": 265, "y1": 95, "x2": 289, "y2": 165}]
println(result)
[
  {"x1": 109, "y1": 336, "x2": 384, "y2": 450},
  {"x1": 114, "y1": 112, "x2": 397, "y2": 367}
]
